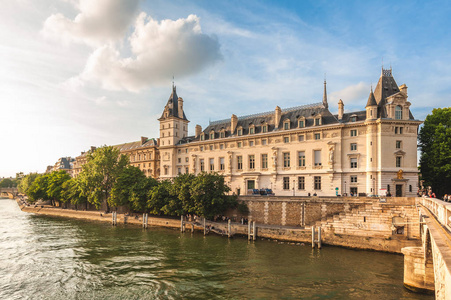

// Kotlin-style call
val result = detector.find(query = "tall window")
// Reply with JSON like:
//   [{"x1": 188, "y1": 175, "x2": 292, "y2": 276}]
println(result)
[
  {"x1": 314, "y1": 176, "x2": 321, "y2": 190},
  {"x1": 220, "y1": 157, "x2": 225, "y2": 170},
  {"x1": 208, "y1": 158, "x2": 213, "y2": 171},
  {"x1": 261, "y1": 154, "x2": 268, "y2": 169},
  {"x1": 262, "y1": 125, "x2": 267, "y2": 133},
  {"x1": 315, "y1": 118, "x2": 320, "y2": 126},
  {"x1": 298, "y1": 176, "x2": 305, "y2": 190},
  {"x1": 299, "y1": 120, "x2": 304, "y2": 128},
  {"x1": 350, "y1": 158, "x2": 357, "y2": 168},
  {"x1": 200, "y1": 159, "x2": 205, "y2": 171},
  {"x1": 395, "y1": 105, "x2": 403, "y2": 119},
  {"x1": 249, "y1": 155, "x2": 255, "y2": 169},
  {"x1": 220, "y1": 131, "x2": 225, "y2": 138},
  {"x1": 298, "y1": 151, "x2": 305, "y2": 167},
  {"x1": 250, "y1": 127, "x2": 254, "y2": 134},
  {"x1": 351, "y1": 143, "x2": 357, "y2": 151},
  {"x1": 396, "y1": 156, "x2": 402, "y2": 168},
  {"x1": 350, "y1": 130, "x2": 357, "y2": 137},
  {"x1": 237, "y1": 156, "x2": 243, "y2": 170},
  {"x1": 210, "y1": 132, "x2": 214, "y2": 139},
  {"x1": 238, "y1": 128, "x2": 243, "y2": 136},
  {"x1": 283, "y1": 177, "x2": 290, "y2": 190},
  {"x1": 283, "y1": 152, "x2": 290, "y2": 167},
  {"x1": 284, "y1": 122, "x2": 290, "y2": 130},
  {"x1": 396, "y1": 140, "x2": 402, "y2": 149},
  {"x1": 314, "y1": 150, "x2": 321, "y2": 166},
  {"x1": 351, "y1": 175, "x2": 357, "y2": 183},
  {"x1": 185, "y1": 167, "x2": 189, "y2": 174}
]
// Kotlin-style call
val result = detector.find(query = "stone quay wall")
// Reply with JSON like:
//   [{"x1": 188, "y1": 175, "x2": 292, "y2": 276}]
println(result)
[{"x1": 232, "y1": 196, "x2": 421, "y2": 252}]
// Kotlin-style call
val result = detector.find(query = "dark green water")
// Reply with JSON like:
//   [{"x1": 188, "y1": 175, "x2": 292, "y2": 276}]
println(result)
[{"x1": 0, "y1": 199, "x2": 432, "y2": 299}]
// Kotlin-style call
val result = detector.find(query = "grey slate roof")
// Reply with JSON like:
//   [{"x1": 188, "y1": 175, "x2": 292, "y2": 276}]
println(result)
[
  {"x1": 374, "y1": 68, "x2": 400, "y2": 118},
  {"x1": 159, "y1": 85, "x2": 188, "y2": 121},
  {"x1": 114, "y1": 138, "x2": 158, "y2": 151},
  {"x1": 366, "y1": 89, "x2": 377, "y2": 107}
]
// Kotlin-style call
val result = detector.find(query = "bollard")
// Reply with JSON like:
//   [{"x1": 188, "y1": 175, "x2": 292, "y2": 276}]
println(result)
[
  {"x1": 318, "y1": 226, "x2": 322, "y2": 249},
  {"x1": 203, "y1": 218, "x2": 206, "y2": 235},
  {"x1": 253, "y1": 221, "x2": 257, "y2": 241},
  {"x1": 228, "y1": 219, "x2": 231, "y2": 238},
  {"x1": 312, "y1": 225, "x2": 315, "y2": 248},
  {"x1": 248, "y1": 221, "x2": 251, "y2": 240}
]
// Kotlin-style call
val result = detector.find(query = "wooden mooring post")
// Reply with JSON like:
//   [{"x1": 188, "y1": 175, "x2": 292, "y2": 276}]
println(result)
[
  {"x1": 143, "y1": 213, "x2": 148, "y2": 229},
  {"x1": 112, "y1": 211, "x2": 117, "y2": 226},
  {"x1": 203, "y1": 218, "x2": 206, "y2": 235},
  {"x1": 248, "y1": 221, "x2": 257, "y2": 241},
  {"x1": 311, "y1": 225, "x2": 321, "y2": 248},
  {"x1": 180, "y1": 215, "x2": 185, "y2": 233},
  {"x1": 227, "y1": 219, "x2": 232, "y2": 238}
]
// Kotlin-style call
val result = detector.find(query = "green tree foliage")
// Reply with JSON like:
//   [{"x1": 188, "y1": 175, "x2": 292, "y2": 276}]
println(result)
[
  {"x1": 0, "y1": 178, "x2": 14, "y2": 188},
  {"x1": 27, "y1": 174, "x2": 50, "y2": 203},
  {"x1": 17, "y1": 173, "x2": 39, "y2": 194},
  {"x1": 147, "y1": 180, "x2": 175, "y2": 215},
  {"x1": 77, "y1": 146, "x2": 129, "y2": 211},
  {"x1": 190, "y1": 173, "x2": 236, "y2": 219},
  {"x1": 61, "y1": 178, "x2": 87, "y2": 209},
  {"x1": 419, "y1": 107, "x2": 451, "y2": 197},
  {"x1": 171, "y1": 173, "x2": 196, "y2": 214},
  {"x1": 110, "y1": 166, "x2": 158, "y2": 211},
  {"x1": 47, "y1": 170, "x2": 71, "y2": 206}
]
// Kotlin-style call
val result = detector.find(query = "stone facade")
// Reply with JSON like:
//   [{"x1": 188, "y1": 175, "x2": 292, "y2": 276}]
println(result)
[{"x1": 159, "y1": 68, "x2": 422, "y2": 197}]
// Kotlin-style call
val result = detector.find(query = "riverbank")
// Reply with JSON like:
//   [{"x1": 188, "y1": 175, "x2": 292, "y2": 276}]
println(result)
[{"x1": 16, "y1": 197, "x2": 421, "y2": 253}]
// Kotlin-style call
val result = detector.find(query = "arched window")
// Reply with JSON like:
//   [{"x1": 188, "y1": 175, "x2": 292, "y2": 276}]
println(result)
[{"x1": 395, "y1": 106, "x2": 403, "y2": 120}]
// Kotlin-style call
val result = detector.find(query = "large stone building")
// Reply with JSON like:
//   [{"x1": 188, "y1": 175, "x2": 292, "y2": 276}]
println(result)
[{"x1": 158, "y1": 68, "x2": 421, "y2": 197}]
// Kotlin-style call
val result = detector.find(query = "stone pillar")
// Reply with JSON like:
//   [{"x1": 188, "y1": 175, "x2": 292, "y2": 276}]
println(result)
[{"x1": 401, "y1": 247, "x2": 435, "y2": 294}]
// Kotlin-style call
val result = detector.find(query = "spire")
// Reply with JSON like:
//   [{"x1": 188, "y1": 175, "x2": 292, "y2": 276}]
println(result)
[
  {"x1": 322, "y1": 78, "x2": 328, "y2": 109},
  {"x1": 366, "y1": 87, "x2": 377, "y2": 107}
]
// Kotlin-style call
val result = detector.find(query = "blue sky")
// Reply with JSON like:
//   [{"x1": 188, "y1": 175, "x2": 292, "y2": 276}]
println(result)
[{"x1": 1, "y1": 0, "x2": 450, "y2": 177}]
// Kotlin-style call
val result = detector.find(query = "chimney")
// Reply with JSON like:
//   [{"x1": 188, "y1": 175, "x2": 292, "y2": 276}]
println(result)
[
  {"x1": 231, "y1": 114, "x2": 238, "y2": 134},
  {"x1": 338, "y1": 99, "x2": 344, "y2": 121},
  {"x1": 275, "y1": 106, "x2": 282, "y2": 129},
  {"x1": 195, "y1": 125, "x2": 202, "y2": 138},
  {"x1": 178, "y1": 97, "x2": 184, "y2": 118},
  {"x1": 399, "y1": 84, "x2": 407, "y2": 96},
  {"x1": 141, "y1": 136, "x2": 148, "y2": 145}
]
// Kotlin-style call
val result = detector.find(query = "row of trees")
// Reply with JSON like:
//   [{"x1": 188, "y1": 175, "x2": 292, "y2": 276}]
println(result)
[{"x1": 19, "y1": 146, "x2": 238, "y2": 219}]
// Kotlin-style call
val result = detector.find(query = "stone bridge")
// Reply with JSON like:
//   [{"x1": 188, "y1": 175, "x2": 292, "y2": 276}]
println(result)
[
  {"x1": 0, "y1": 187, "x2": 18, "y2": 198},
  {"x1": 402, "y1": 197, "x2": 451, "y2": 299}
]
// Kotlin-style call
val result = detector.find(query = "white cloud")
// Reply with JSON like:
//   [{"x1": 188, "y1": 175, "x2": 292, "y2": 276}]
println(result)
[
  {"x1": 77, "y1": 13, "x2": 222, "y2": 92},
  {"x1": 330, "y1": 81, "x2": 369, "y2": 105},
  {"x1": 42, "y1": 0, "x2": 140, "y2": 46}
]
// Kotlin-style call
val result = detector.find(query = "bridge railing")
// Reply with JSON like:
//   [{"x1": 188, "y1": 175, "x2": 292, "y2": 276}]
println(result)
[{"x1": 418, "y1": 197, "x2": 451, "y2": 232}]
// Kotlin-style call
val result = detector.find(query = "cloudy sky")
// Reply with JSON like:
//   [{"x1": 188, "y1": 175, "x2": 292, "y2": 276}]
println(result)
[{"x1": 1, "y1": 0, "x2": 450, "y2": 177}]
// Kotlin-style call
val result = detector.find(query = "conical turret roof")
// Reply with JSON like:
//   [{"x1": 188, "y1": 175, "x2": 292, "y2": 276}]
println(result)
[{"x1": 366, "y1": 89, "x2": 377, "y2": 107}]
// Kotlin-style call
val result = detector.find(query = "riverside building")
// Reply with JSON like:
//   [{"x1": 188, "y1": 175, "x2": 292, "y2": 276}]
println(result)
[{"x1": 158, "y1": 68, "x2": 421, "y2": 197}]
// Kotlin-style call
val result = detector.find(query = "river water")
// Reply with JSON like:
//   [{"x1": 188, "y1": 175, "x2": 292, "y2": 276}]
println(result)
[{"x1": 0, "y1": 199, "x2": 432, "y2": 300}]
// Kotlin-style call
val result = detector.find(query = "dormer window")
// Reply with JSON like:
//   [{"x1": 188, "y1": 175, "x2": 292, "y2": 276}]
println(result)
[
  {"x1": 262, "y1": 124, "x2": 268, "y2": 133},
  {"x1": 395, "y1": 105, "x2": 403, "y2": 119},
  {"x1": 220, "y1": 130, "x2": 225, "y2": 138},
  {"x1": 210, "y1": 131, "x2": 215, "y2": 140},
  {"x1": 315, "y1": 118, "x2": 320, "y2": 126},
  {"x1": 249, "y1": 125, "x2": 255, "y2": 134},
  {"x1": 200, "y1": 133, "x2": 205, "y2": 141},
  {"x1": 298, "y1": 119, "x2": 305, "y2": 128},
  {"x1": 237, "y1": 127, "x2": 243, "y2": 136},
  {"x1": 283, "y1": 120, "x2": 290, "y2": 130},
  {"x1": 350, "y1": 115, "x2": 357, "y2": 122}
]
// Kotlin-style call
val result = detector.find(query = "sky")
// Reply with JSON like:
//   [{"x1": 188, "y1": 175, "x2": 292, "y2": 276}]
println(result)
[{"x1": 1, "y1": 0, "x2": 450, "y2": 178}]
